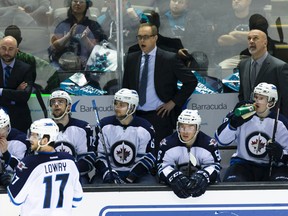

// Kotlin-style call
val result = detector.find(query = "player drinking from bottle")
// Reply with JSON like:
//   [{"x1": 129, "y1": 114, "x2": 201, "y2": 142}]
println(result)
[
  {"x1": 215, "y1": 82, "x2": 288, "y2": 182},
  {"x1": 157, "y1": 109, "x2": 221, "y2": 198}
]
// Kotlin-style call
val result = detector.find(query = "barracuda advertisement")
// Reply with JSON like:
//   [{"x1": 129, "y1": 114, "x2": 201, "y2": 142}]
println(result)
[{"x1": 28, "y1": 93, "x2": 238, "y2": 137}]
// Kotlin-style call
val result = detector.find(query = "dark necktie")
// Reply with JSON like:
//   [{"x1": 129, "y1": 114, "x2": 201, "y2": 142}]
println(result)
[
  {"x1": 250, "y1": 61, "x2": 257, "y2": 89},
  {"x1": 4, "y1": 65, "x2": 11, "y2": 87},
  {"x1": 139, "y1": 54, "x2": 149, "y2": 106}
]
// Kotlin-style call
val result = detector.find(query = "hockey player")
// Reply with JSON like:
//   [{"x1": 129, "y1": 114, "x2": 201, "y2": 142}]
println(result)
[
  {"x1": 93, "y1": 88, "x2": 156, "y2": 184},
  {"x1": 215, "y1": 82, "x2": 288, "y2": 182},
  {"x1": 48, "y1": 90, "x2": 96, "y2": 184},
  {"x1": 157, "y1": 109, "x2": 221, "y2": 198},
  {"x1": 0, "y1": 108, "x2": 30, "y2": 187},
  {"x1": 7, "y1": 118, "x2": 83, "y2": 216}
]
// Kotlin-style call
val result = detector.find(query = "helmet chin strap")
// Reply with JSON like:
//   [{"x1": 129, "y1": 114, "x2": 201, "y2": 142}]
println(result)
[
  {"x1": 52, "y1": 106, "x2": 71, "y2": 121},
  {"x1": 116, "y1": 104, "x2": 135, "y2": 124},
  {"x1": 178, "y1": 130, "x2": 199, "y2": 146},
  {"x1": 257, "y1": 103, "x2": 274, "y2": 117},
  {"x1": 36, "y1": 139, "x2": 51, "y2": 152}
]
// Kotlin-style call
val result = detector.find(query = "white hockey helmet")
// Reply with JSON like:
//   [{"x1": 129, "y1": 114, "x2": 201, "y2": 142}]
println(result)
[
  {"x1": 253, "y1": 82, "x2": 278, "y2": 103},
  {"x1": 177, "y1": 109, "x2": 202, "y2": 130},
  {"x1": 114, "y1": 88, "x2": 139, "y2": 106},
  {"x1": 114, "y1": 88, "x2": 139, "y2": 115},
  {"x1": 0, "y1": 109, "x2": 10, "y2": 129},
  {"x1": 30, "y1": 118, "x2": 59, "y2": 143},
  {"x1": 49, "y1": 90, "x2": 72, "y2": 106}
]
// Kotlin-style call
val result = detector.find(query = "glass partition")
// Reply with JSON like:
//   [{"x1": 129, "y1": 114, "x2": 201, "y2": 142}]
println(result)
[{"x1": 0, "y1": 0, "x2": 287, "y2": 95}]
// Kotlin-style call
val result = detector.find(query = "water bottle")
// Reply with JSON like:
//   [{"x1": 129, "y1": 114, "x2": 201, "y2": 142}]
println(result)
[{"x1": 234, "y1": 105, "x2": 256, "y2": 117}]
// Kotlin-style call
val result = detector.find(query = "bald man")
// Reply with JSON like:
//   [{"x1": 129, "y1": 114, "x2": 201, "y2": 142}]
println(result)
[
  {"x1": 238, "y1": 29, "x2": 288, "y2": 117},
  {"x1": 0, "y1": 36, "x2": 34, "y2": 132}
]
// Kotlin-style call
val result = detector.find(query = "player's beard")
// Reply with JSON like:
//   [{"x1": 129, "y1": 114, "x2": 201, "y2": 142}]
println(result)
[{"x1": 52, "y1": 109, "x2": 65, "y2": 119}]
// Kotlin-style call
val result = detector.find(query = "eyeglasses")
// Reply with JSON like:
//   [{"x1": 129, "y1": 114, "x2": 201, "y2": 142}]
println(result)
[
  {"x1": 72, "y1": 0, "x2": 85, "y2": 4},
  {"x1": 136, "y1": 35, "x2": 155, "y2": 41}
]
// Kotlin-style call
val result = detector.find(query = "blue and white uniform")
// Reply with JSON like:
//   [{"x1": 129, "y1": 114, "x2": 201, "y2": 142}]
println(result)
[
  {"x1": 95, "y1": 115, "x2": 156, "y2": 182},
  {"x1": 54, "y1": 117, "x2": 95, "y2": 177},
  {"x1": 7, "y1": 152, "x2": 83, "y2": 216},
  {"x1": 1, "y1": 128, "x2": 30, "y2": 172},
  {"x1": 215, "y1": 111, "x2": 288, "y2": 165},
  {"x1": 157, "y1": 131, "x2": 221, "y2": 183}
]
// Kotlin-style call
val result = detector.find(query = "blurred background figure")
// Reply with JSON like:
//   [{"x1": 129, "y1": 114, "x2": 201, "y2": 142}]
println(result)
[
  {"x1": 159, "y1": 0, "x2": 209, "y2": 54},
  {"x1": 97, "y1": 0, "x2": 143, "y2": 52},
  {"x1": 49, "y1": 0, "x2": 107, "y2": 71},
  {"x1": 0, "y1": 0, "x2": 50, "y2": 26},
  {"x1": 214, "y1": 0, "x2": 265, "y2": 64}
]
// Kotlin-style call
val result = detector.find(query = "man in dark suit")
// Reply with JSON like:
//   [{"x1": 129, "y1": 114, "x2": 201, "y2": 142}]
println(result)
[
  {"x1": 238, "y1": 29, "x2": 288, "y2": 117},
  {"x1": 123, "y1": 23, "x2": 198, "y2": 152},
  {"x1": 0, "y1": 36, "x2": 34, "y2": 132}
]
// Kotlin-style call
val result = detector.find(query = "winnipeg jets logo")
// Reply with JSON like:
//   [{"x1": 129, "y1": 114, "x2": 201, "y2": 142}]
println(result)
[
  {"x1": 246, "y1": 132, "x2": 269, "y2": 158},
  {"x1": 54, "y1": 141, "x2": 76, "y2": 157},
  {"x1": 17, "y1": 161, "x2": 28, "y2": 171},
  {"x1": 111, "y1": 141, "x2": 135, "y2": 166}
]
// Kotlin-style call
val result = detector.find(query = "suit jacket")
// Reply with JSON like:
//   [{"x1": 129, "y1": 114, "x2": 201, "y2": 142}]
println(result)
[
  {"x1": 0, "y1": 59, "x2": 34, "y2": 132},
  {"x1": 238, "y1": 54, "x2": 288, "y2": 117},
  {"x1": 122, "y1": 47, "x2": 198, "y2": 109}
]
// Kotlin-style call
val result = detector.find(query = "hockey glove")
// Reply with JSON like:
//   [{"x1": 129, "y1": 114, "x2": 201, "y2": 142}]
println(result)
[
  {"x1": 229, "y1": 114, "x2": 252, "y2": 129},
  {"x1": 0, "y1": 172, "x2": 12, "y2": 187},
  {"x1": 190, "y1": 170, "x2": 209, "y2": 197},
  {"x1": 103, "y1": 170, "x2": 125, "y2": 184},
  {"x1": 167, "y1": 170, "x2": 194, "y2": 199},
  {"x1": 266, "y1": 140, "x2": 283, "y2": 161}
]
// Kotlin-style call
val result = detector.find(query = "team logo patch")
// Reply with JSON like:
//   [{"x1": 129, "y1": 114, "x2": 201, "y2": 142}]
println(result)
[
  {"x1": 209, "y1": 138, "x2": 218, "y2": 146},
  {"x1": 111, "y1": 141, "x2": 136, "y2": 166},
  {"x1": 54, "y1": 141, "x2": 76, "y2": 157},
  {"x1": 246, "y1": 132, "x2": 269, "y2": 158},
  {"x1": 17, "y1": 161, "x2": 28, "y2": 171}
]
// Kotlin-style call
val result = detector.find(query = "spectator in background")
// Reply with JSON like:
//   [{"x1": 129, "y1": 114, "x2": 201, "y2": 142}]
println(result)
[
  {"x1": 214, "y1": 0, "x2": 260, "y2": 63},
  {"x1": 0, "y1": 0, "x2": 50, "y2": 26},
  {"x1": 93, "y1": 88, "x2": 156, "y2": 184},
  {"x1": 160, "y1": 0, "x2": 209, "y2": 53},
  {"x1": 49, "y1": 0, "x2": 107, "y2": 71},
  {"x1": 122, "y1": 23, "x2": 198, "y2": 154},
  {"x1": 97, "y1": 0, "x2": 142, "y2": 52},
  {"x1": 0, "y1": 36, "x2": 34, "y2": 133},
  {"x1": 238, "y1": 29, "x2": 288, "y2": 117}
]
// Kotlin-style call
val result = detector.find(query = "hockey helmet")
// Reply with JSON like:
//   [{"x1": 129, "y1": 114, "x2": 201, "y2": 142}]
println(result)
[
  {"x1": 0, "y1": 109, "x2": 10, "y2": 129},
  {"x1": 114, "y1": 88, "x2": 139, "y2": 107},
  {"x1": 253, "y1": 82, "x2": 278, "y2": 103},
  {"x1": 29, "y1": 118, "x2": 59, "y2": 143},
  {"x1": 177, "y1": 109, "x2": 201, "y2": 130},
  {"x1": 49, "y1": 90, "x2": 72, "y2": 106}
]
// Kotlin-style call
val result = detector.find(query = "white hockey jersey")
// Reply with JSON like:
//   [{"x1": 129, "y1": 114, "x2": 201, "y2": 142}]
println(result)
[
  {"x1": 7, "y1": 152, "x2": 83, "y2": 216},
  {"x1": 216, "y1": 111, "x2": 288, "y2": 165}
]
